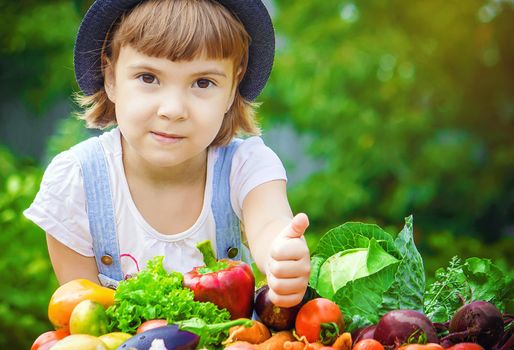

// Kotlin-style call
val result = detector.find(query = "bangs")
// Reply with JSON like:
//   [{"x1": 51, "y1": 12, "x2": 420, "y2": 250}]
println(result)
[{"x1": 109, "y1": 0, "x2": 249, "y2": 69}]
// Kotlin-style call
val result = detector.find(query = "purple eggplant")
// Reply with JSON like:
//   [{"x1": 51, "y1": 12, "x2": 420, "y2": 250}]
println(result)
[{"x1": 116, "y1": 325, "x2": 199, "y2": 350}]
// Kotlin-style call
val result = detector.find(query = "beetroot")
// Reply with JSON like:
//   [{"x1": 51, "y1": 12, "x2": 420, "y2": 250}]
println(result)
[
  {"x1": 374, "y1": 310, "x2": 438, "y2": 347},
  {"x1": 254, "y1": 285, "x2": 316, "y2": 331},
  {"x1": 352, "y1": 324, "x2": 376, "y2": 343},
  {"x1": 443, "y1": 301, "x2": 504, "y2": 348}
]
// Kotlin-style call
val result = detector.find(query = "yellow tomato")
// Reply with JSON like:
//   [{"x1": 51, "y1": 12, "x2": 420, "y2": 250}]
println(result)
[{"x1": 48, "y1": 279, "x2": 115, "y2": 330}]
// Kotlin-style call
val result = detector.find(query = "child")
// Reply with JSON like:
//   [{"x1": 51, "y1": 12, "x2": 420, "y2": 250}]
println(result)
[{"x1": 24, "y1": 0, "x2": 310, "y2": 308}]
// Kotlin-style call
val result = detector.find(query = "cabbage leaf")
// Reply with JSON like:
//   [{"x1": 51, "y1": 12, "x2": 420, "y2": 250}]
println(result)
[{"x1": 309, "y1": 215, "x2": 425, "y2": 331}]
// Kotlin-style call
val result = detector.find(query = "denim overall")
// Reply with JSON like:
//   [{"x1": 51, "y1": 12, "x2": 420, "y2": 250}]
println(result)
[{"x1": 71, "y1": 136, "x2": 246, "y2": 289}]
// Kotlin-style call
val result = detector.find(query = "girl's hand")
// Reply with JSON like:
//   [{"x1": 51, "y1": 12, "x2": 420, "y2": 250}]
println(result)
[{"x1": 266, "y1": 213, "x2": 311, "y2": 308}]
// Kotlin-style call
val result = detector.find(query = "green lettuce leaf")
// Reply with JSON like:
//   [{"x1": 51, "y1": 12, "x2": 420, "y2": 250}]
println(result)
[{"x1": 106, "y1": 256, "x2": 231, "y2": 348}]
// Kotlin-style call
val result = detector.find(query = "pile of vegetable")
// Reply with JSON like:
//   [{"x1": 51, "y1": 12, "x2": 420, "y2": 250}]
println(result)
[
  {"x1": 31, "y1": 217, "x2": 513, "y2": 350},
  {"x1": 304, "y1": 216, "x2": 513, "y2": 350}
]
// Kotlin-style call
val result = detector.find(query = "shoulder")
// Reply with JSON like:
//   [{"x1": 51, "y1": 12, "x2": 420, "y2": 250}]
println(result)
[
  {"x1": 232, "y1": 136, "x2": 281, "y2": 163},
  {"x1": 42, "y1": 150, "x2": 82, "y2": 188},
  {"x1": 211, "y1": 136, "x2": 284, "y2": 174},
  {"x1": 41, "y1": 128, "x2": 120, "y2": 191},
  {"x1": 224, "y1": 136, "x2": 287, "y2": 214},
  {"x1": 24, "y1": 150, "x2": 93, "y2": 257}
]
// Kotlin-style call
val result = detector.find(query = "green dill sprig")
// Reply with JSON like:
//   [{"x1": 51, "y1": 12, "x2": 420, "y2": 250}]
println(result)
[{"x1": 423, "y1": 256, "x2": 468, "y2": 322}]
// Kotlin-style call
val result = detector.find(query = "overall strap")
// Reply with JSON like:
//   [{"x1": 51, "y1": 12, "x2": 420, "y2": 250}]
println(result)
[
  {"x1": 212, "y1": 138, "x2": 249, "y2": 261},
  {"x1": 71, "y1": 137, "x2": 123, "y2": 289}
]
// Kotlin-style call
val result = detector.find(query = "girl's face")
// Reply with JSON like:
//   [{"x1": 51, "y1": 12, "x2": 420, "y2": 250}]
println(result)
[{"x1": 105, "y1": 45, "x2": 237, "y2": 170}]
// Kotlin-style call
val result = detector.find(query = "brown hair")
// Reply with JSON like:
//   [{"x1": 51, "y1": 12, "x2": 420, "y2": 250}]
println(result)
[{"x1": 75, "y1": 0, "x2": 260, "y2": 146}]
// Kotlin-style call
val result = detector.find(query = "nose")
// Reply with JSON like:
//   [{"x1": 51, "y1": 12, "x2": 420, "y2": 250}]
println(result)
[{"x1": 156, "y1": 88, "x2": 187, "y2": 121}]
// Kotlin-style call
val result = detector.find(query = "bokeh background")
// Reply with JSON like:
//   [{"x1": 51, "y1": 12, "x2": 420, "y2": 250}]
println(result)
[{"x1": 1, "y1": 0, "x2": 513, "y2": 348}]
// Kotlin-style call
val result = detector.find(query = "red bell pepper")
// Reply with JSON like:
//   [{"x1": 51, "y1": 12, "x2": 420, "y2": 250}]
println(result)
[{"x1": 183, "y1": 240, "x2": 255, "y2": 319}]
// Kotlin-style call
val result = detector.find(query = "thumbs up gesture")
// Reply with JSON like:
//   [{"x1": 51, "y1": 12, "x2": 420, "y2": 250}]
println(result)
[{"x1": 266, "y1": 213, "x2": 311, "y2": 308}]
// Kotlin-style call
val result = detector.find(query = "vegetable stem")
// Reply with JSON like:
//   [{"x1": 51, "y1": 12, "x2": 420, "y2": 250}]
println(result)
[
  {"x1": 320, "y1": 322, "x2": 340, "y2": 345},
  {"x1": 197, "y1": 240, "x2": 217, "y2": 268},
  {"x1": 178, "y1": 317, "x2": 252, "y2": 348},
  {"x1": 204, "y1": 318, "x2": 253, "y2": 333}
]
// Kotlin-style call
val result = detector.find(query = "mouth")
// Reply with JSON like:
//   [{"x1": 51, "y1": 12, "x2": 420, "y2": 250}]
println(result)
[{"x1": 151, "y1": 131, "x2": 185, "y2": 144}]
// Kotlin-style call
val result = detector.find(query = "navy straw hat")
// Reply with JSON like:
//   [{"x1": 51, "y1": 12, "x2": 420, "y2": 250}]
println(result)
[{"x1": 74, "y1": 0, "x2": 275, "y2": 101}]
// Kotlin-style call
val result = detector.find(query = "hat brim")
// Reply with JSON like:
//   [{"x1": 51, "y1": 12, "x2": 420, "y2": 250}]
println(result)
[{"x1": 74, "y1": 0, "x2": 275, "y2": 101}]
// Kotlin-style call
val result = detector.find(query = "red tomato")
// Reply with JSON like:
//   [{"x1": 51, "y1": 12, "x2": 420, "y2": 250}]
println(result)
[
  {"x1": 31, "y1": 329, "x2": 69, "y2": 350},
  {"x1": 397, "y1": 344, "x2": 444, "y2": 350},
  {"x1": 319, "y1": 347, "x2": 336, "y2": 350},
  {"x1": 295, "y1": 298, "x2": 344, "y2": 343},
  {"x1": 136, "y1": 319, "x2": 168, "y2": 334},
  {"x1": 446, "y1": 344, "x2": 484, "y2": 350},
  {"x1": 352, "y1": 339, "x2": 385, "y2": 350}
]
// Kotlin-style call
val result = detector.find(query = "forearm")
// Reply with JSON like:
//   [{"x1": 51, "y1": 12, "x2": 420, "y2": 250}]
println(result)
[{"x1": 241, "y1": 181, "x2": 310, "y2": 306}]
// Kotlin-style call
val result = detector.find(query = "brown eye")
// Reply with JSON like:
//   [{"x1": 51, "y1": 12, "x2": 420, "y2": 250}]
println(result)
[
  {"x1": 195, "y1": 79, "x2": 213, "y2": 88},
  {"x1": 139, "y1": 74, "x2": 157, "y2": 84}
]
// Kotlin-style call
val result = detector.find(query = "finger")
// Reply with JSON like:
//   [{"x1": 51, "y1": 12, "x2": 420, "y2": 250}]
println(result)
[
  {"x1": 267, "y1": 287, "x2": 306, "y2": 308},
  {"x1": 281, "y1": 213, "x2": 310, "y2": 239},
  {"x1": 268, "y1": 259, "x2": 311, "y2": 279},
  {"x1": 267, "y1": 273, "x2": 309, "y2": 295},
  {"x1": 270, "y1": 239, "x2": 310, "y2": 261}
]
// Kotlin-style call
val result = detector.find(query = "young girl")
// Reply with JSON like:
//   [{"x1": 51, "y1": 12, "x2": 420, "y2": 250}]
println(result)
[{"x1": 24, "y1": 0, "x2": 310, "y2": 308}]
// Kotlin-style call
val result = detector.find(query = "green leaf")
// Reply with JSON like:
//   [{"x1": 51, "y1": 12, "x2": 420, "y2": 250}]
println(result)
[
  {"x1": 424, "y1": 256, "x2": 514, "y2": 322},
  {"x1": 317, "y1": 248, "x2": 368, "y2": 299},
  {"x1": 333, "y1": 263, "x2": 398, "y2": 331},
  {"x1": 311, "y1": 221, "x2": 398, "y2": 259},
  {"x1": 106, "y1": 256, "x2": 232, "y2": 348},
  {"x1": 367, "y1": 238, "x2": 400, "y2": 274},
  {"x1": 308, "y1": 255, "x2": 325, "y2": 289},
  {"x1": 381, "y1": 216, "x2": 426, "y2": 312},
  {"x1": 317, "y1": 240, "x2": 398, "y2": 299},
  {"x1": 178, "y1": 318, "x2": 252, "y2": 348},
  {"x1": 310, "y1": 216, "x2": 425, "y2": 331},
  {"x1": 463, "y1": 257, "x2": 514, "y2": 314}
]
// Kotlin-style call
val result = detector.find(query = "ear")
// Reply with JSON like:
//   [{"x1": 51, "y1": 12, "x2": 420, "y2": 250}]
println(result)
[{"x1": 104, "y1": 62, "x2": 116, "y2": 103}]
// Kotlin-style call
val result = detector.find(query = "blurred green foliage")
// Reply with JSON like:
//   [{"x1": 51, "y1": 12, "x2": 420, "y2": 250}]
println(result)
[
  {"x1": 0, "y1": 116, "x2": 90, "y2": 349},
  {"x1": 264, "y1": 0, "x2": 514, "y2": 245},
  {"x1": 0, "y1": 147, "x2": 57, "y2": 348},
  {"x1": 1, "y1": 0, "x2": 513, "y2": 348},
  {"x1": 0, "y1": 1, "x2": 79, "y2": 112}
]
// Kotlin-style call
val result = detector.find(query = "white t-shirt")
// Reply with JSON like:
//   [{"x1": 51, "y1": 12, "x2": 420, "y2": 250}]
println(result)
[{"x1": 24, "y1": 128, "x2": 287, "y2": 277}]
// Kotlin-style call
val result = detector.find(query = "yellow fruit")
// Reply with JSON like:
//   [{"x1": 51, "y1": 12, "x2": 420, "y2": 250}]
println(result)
[
  {"x1": 48, "y1": 279, "x2": 115, "y2": 330},
  {"x1": 69, "y1": 300, "x2": 109, "y2": 336},
  {"x1": 98, "y1": 332, "x2": 133, "y2": 350},
  {"x1": 50, "y1": 334, "x2": 107, "y2": 350}
]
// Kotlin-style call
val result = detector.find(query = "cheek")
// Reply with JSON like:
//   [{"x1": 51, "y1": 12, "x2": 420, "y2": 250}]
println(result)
[
  {"x1": 194, "y1": 103, "x2": 226, "y2": 129},
  {"x1": 115, "y1": 92, "x2": 154, "y2": 122},
  {"x1": 189, "y1": 107, "x2": 225, "y2": 144}
]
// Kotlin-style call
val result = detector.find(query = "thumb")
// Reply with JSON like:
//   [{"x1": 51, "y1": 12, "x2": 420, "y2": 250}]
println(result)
[{"x1": 282, "y1": 213, "x2": 310, "y2": 239}]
